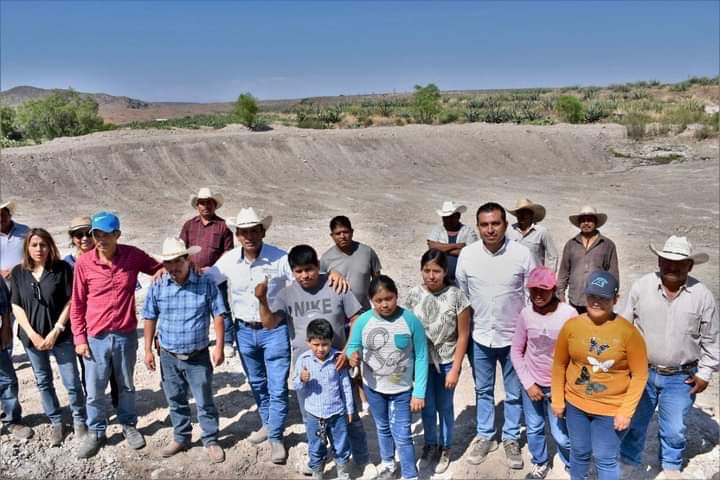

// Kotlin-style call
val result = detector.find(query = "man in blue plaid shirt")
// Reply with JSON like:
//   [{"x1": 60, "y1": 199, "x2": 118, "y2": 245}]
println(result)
[{"x1": 142, "y1": 238, "x2": 227, "y2": 464}]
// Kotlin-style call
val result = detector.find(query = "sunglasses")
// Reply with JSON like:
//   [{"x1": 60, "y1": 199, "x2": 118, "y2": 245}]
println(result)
[{"x1": 71, "y1": 230, "x2": 92, "y2": 239}]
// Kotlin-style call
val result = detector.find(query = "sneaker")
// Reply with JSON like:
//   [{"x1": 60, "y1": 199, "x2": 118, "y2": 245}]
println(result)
[
  {"x1": 122, "y1": 425, "x2": 146, "y2": 450},
  {"x1": 336, "y1": 462, "x2": 350, "y2": 480},
  {"x1": 206, "y1": 443, "x2": 225, "y2": 464},
  {"x1": 270, "y1": 440, "x2": 286, "y2": 464},
  {"x1": 161, "y1": 440, "x2": 188, "y2": 458},
  {"x1": 312, "y1": 470, "x2": 325, "y2": 480},
  {"x1": 435, "y1": 448, "x2": 451, "y2": 474},
  {"x1": 299, "y1": 459, "x2": 313, "y2": 476},
  {"x1": 658, "y1": 470, "x2": 684, "y2": 480},
  {"x1": 77, "y1": 434, "x2": 105, "y2": 459},
  {"x1": 374, "y1": 462, "x2": 397, "y2": 480},
  {"x1": 50, "y1": 423, "x2": 64, "y2": 446},
  {"x1": 503, "y1": 440, "x2": 523, "y2": 469},
  {"x1": 224, "y1": 344, "x2": 236, "y2": 358},
  {"x1": 526, "y1": 463, "x2": 551, "y2": 479},
  {"x1": 248, "y1": 425, "x2": 268, "y2": 445},
  {"x1": 466, "y1": 437, "x2": 498, "y2": 465},
  {"x1": 73, "y1": 422, "x2": 88, "y2": 439},
  {"x1": 6, "y1": 422, "x2": 34, "y2": 440},
  {"x1": 418, "y1": 444, "x2": 438, "y2": 470}
]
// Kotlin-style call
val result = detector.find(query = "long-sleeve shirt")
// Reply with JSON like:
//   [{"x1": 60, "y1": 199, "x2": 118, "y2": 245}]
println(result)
[
  {"x1": 71, "y1": 245, "x2": 161, "y2": 345},
  {"x1": 557, "y1": 233, "x2": 619, "y2": 307},
  {"x1": 551, "y1": 314, "x2": 648, "y2": 418},
  {"x1": 506, "y1": 223, "x2": 559, "y2": 272},
  {"x1": 0, "y1": 222, "x2": 29, "y2": 289},
  {"x1": 510, "y1": 302, "x2": 578, "y2": 389},
  {"x1": 205, "y1": 243, "x2": 293, "y2": 324},
  {"x1": 293, "y1": 348, "x2": 355, "y2": 419},
  {"x1": 456, "y1": 237, "x2": 536, "y2": 348},
  {"x1": 179, "y1": 215, "x2": 234, "y2": 269},
  {"x1": 346, "y1": 308, "x2": 428, "y2": 399},
  {"x1": 621, "y1": 272, "x2": 719, "y2": 381}
]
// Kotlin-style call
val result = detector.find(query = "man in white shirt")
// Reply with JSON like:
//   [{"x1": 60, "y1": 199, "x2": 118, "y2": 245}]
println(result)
[
  {"x1": 0, "y1": 200, "x2": 29, "y2": 289},
  {"x1": 427, "y1": 201, "x2": 478, "y2": 284},
  {"x1": 456, "y1": 202, "x2": 536, "y2": 469},
  {"x1": 505, "y1": 198, "x2": 559, "y2": 272}
]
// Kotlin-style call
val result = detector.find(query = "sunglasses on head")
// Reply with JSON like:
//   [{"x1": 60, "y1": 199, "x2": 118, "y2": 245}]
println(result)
[{"x1": 71, "y1": 230, "x2": 92, "y2": 239}]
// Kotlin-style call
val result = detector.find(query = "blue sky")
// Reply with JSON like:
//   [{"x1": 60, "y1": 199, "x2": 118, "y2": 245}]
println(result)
[{"x1": 1, "y1": 1, "x2": 718, "y2": 102}]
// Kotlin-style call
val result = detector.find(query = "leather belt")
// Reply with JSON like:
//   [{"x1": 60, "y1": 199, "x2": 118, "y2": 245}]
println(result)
[
  {"x1": 649, "y1": 361, "x2": 698, "y2": 376},
  {"x1": 161, "y1": 346, "x2": 207, "y2": 361},
  {"x1": 235, "y1": 318, "x2": 265, "y2": 330}
]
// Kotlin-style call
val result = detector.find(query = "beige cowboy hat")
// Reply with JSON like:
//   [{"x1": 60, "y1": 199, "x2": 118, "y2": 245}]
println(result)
[
  {"x1": 649, "y1": 235, "x2": 709, "y2": 265},
  {"x1": 436, "y1": 201, "x2": 467, "y2": 217},
  {"x1": 569, "y1": 205, "x2": 607, "y2": 228},
  {"x1": 508, "y1": 198, "x2": 546, "y2": 223},
  {"x1": 227, "y1": 207, "x2": 273, "y2": 231},
  {"x1": 68, "y1": 215, "x2": 92, "y2": 232},
  {"x1": 190, "y1": 187, "x2": 224, "y2": 209},
  {"x1": 156, "y1": 237, "x2": 201, "y2": 262},
  {"x1": 0, "y1": 200, "x2": 16, "y2": 216}
]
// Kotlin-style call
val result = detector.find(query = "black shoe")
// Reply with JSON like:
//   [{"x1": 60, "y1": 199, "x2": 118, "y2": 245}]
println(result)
[
  {"x1": 77, "y1": 434, "x2": 106, "y2": 459},
  {"x1": 122, "y1": 425, "x2": 146, "y2": 450}
]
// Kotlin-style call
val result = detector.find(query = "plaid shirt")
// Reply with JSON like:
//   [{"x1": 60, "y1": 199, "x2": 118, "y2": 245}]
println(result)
[
  {"x1": 142, "y1": 270, "x2": 226, "y2": 354},
  {"x1": 179, "y1": 215, "x2": 234, "y2": 269},
  {"x1": 292, "y1": 348, "x2": 355, "y2": 419}
]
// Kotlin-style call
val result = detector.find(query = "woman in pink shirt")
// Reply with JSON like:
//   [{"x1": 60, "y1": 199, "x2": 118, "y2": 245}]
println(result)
[{"x1": 510, "y1": 266, "x2": 576, "y2": 479}]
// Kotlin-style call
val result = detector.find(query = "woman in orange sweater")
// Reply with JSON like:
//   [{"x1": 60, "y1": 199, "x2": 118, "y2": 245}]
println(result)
[{"x1": 551, "y1": 271, "x2": 648, "y2": 480}]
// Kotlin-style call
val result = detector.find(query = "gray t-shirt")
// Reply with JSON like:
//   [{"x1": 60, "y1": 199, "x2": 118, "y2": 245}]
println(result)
[
  {"x1": 320, "y1": 242, "x2": 382, "y2": 311},
  {"x1": 272, "y1": 274, "x2": 363, "y2": 368}
]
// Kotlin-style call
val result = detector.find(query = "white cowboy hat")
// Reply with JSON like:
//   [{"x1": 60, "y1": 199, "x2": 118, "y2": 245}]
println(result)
[
  {"x1": 649, "y1": 235, "x2": 709, "y2": 265},
  {"x1": 0, "y1": 200, "x2": 16, "y2": 216},
  {"x1": 190, "y1": 187, "x2": 224, "y2": 209},
  {"x1": 156, "y1": 237, "x2": 201, "y2": 262},
  {"x1": 227, "y1": 207, "x2": 273, "y2": 231},
  {"x1": 507, "y1": 198, "x2": 546, "y2": 223},
  {"x1": 436, "y1": 201, "x2": 467, "y2": 217},
  {"x1": 569, "y1": 205, "x2": 608, "y2": 228}
]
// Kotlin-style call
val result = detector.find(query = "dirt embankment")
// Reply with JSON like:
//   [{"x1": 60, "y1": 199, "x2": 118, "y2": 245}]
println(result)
[{"x1": 0, "y1": 123, "x2": 718, "y2": 480}]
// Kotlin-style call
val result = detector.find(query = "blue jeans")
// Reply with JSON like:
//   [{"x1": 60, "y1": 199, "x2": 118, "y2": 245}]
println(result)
[
  {"x1": 522, "y1": 386, "x2": 570, "y2": 467},
  {"x1": 472, "y1": 342, "x2": 522, "y2": 441},
  {"x1": 620, "y1": 368, "x2": 695, "y2": 471},
  {"x1": 85, "y1": 332, "x2": 138, "y2": 436},
  {"x1": 236, "y1": 320, "x2": 290, "y2": 441},
  {"x1": 566, "y1": 402, "x2": 627, "y2": 480},
  {"x1": 218, "y1": 282, "x2": 235, "y2": 345},
  {"x1": 160, "y1": 348, "x2": 219, "y2": 446},
  {"x1": 364, "y1": 386, "x2": 417, "y2": 480},
  {"x1": 306, "y1": 412, "x2": 351, "y2": 471},
  {"x1": 25, "y1": 339, "x2": 86, "y2": 425},
  {"x1": 0, "y1": 347, "x2": 21, "y2": 424},
  {"x1": 422, "y1": 362, "x2": 456, "y2": 449}
]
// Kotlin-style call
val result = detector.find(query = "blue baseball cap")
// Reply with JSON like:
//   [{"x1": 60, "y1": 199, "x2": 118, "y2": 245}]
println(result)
[
  {"x1": 584, "y1": 271, "x2": 619, "y2": 299},
  {"x1": 90, "y1": 211, "x2": 120, "y2": 233}
]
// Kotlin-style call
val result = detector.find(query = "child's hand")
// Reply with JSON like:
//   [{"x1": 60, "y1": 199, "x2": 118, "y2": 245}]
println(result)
[
  {"x1": 445, "y1": 366, "x2": 460, "y2": 389},
  {"x1": 335, "y1": 351, "x2": 348, "y2": 371},
  {"x1": 410, "y1": 397, "x2": 425, "y2": 412},
  {"x1": 526, "y1": 384, "x2": 545, "y2": 401},
  {"x1": 347, "y1": 414, "x2": 353, "y2": 424},
  {"x1": 614, "y1": 414, "x2": 631, "y2": 431},
  {"x1": 300, "y1": 367, "x2": 311, "y2": 383},
  {"x1": 551, "y1": 404, "x2": 565, "y2": 418},
  {"x1": 348, "y1": 351, "x2": 361, "y2": 367}
]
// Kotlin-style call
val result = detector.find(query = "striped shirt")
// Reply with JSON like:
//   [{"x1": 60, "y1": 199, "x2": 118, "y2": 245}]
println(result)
[
  {"x1": 142, "y1": 270, "x2": 226, "y2": 354},
  {"x1": 292, "y1": 348, "x2": 354, "y2": 419}
]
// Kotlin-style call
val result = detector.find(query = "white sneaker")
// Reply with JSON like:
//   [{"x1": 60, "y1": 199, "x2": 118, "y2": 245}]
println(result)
[
  {"x1": 375, "y1": 461, "x2": 396, "y2": 480},
  {"x1": 247, "y1": 426, "x2": 268, "y2": 444}
]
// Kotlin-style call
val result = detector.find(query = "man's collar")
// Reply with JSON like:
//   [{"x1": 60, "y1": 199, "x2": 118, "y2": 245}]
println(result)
[
  {"x1": 92, "y1": 244, "x2": 121, "y2": 264},
  {"x1": 512, "y1": 222, "x2": 536, "y2": 234},
  {"x1": 195, "y1": 214, "x2": 220, "y2": 225},
  {"x1": 482, "y1": 237, "x2": 509, "y2": 256},
  {"x1": 574, "y1": 231, "x2": 603, "y2": 242},
  {"x1": 654, "y1": 272, "x2": 695, "y2": 295},
  {"x1": 167, "y1": 269, "x2": 198, "y2": 286},
  {"x1": 240, "y1": 243, "x2": 265, "y2": 262}
]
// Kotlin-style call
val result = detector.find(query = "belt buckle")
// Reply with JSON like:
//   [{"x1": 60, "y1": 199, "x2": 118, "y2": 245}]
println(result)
[{"x1": 176, "y1": 352, "x2": 191, "y2": 361}]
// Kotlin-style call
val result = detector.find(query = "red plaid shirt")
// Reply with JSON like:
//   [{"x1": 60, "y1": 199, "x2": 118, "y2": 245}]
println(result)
[
  {"x1": 179, "y1": 215, "x2": 234, "y2": 269},
  {"x1": 71, "y1": 245, "x2": 161, "y2": 345}
]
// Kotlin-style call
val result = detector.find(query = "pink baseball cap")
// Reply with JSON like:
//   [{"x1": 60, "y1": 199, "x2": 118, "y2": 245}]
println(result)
[{"x1": 527, "y1": 266, "x2": 557, "y2": 289}]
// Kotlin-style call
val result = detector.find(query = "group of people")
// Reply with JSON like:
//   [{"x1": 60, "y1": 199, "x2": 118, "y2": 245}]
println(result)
[{"x1": 0, "y1": 190, "x2": 717, "y2": 480}]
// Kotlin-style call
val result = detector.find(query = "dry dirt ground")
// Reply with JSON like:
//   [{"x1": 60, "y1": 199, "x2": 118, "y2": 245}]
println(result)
[{"x1": 0, "y1": 123, "x2": 718, "y2": 479}]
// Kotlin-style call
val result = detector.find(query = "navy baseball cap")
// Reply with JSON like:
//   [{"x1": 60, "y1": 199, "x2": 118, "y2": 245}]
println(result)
[
  {"x1": 584, "y1": 271, "x2": 619, "y2": 299},
  {"x1": 90, "y1": 211, "x2": 120, "y2": 233}
]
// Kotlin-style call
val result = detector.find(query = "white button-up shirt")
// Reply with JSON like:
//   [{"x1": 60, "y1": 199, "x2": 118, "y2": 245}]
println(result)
[
  {"x1": 456, "y1": 237, "x2": 536, "y2": 348},
  {"x1": 0, "y1": 222, "x2": 29, "y2": 288},
  {"x1": 206, "y1": 242, "x2": 293, "y2": 323}
]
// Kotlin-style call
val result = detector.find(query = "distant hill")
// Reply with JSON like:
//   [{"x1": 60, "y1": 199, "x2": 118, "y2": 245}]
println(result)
[{"x1": 0, "y1": 85, "x2": 150, "y2": 109}]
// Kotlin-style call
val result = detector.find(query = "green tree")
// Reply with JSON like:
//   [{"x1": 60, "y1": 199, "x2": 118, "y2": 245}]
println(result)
[
  {"x1": 235, "y1": 92, "x2": 259, "y2": 129},
  {"x1": 15, "y1": 89, "x2": 104, "y2": 142},
  {"x1": 0, "y1": 106, "x2": 17, "y2": 139},
  {"x1": 555, "y1": 95, "x2": 585, "y2": 124},
  {"x1": 413, "y1": 83, "x2": 441, "y2": 124}
]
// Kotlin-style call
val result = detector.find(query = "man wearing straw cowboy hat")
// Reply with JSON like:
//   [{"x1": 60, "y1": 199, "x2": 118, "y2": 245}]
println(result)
[
  {"x1": 179, "y1": 188, "x2": 235, "y2": 358},
  {"x1": 619, "y1": 236, "x2": 718, "y2": 480},
  {"x1": 206, "y1": 206, "x2": 348, "y2": 465},
  {"x1": 0, "y1": 200, "x2": 29, "y2": 289},
  {"x1": 557, "y1": 206, "x2": 619, "y2": 314},
  {"x1": 142, "y1": 237, "x2": 227, "y2": 464},
  {"x1": 506, "y1": 198, "x2": 559, "y2": 272},
  {"x1": 427, "y1": 200, "x2": 479, "y2": 284}
]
